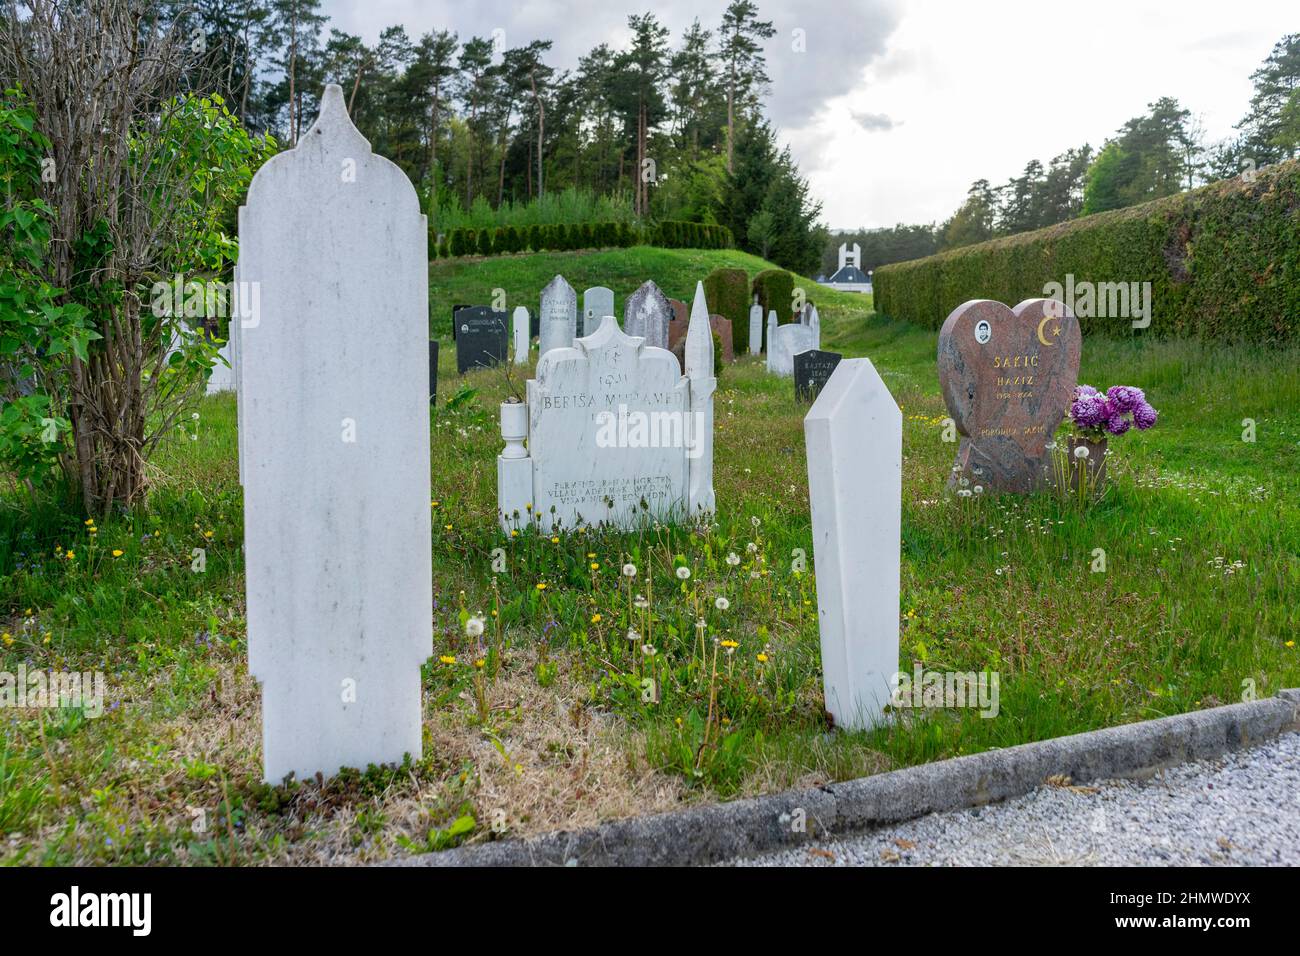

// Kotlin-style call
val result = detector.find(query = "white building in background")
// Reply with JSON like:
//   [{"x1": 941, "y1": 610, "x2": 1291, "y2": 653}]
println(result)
[{"x1": 819, "y1": 242, "x2": 872, "y2": 294}]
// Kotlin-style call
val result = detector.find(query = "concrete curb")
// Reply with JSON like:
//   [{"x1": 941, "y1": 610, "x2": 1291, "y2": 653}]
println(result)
[{"x1": 389, "y1": 690, "x2": 1300, "y2": 867}]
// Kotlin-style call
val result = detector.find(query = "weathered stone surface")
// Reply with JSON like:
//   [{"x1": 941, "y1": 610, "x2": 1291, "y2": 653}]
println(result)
[
  {"x1": 748, "y1": 301, "x2": 763, "y2": 355},
  {"x1": 539, "y1": 275, "x2": 577, "y2": 357},
  {"x1": 583, "y1": 286, "x2": 614, "y2": 337},
  {"x1": 455, "y1": 306, "x2": 508, "y2": 373},
  {"x1": 710, "y1": 314, "x2": 734, "y2": 363},
  {"x1": 624, "y1": 280, "x2": 672, "y2": 350},
  {"x1": 937, "y1": 298, "x2": 1081, "y2": 493},
  {"x1": 238, "y1": 84, "x2": 430, "y2": 784}
]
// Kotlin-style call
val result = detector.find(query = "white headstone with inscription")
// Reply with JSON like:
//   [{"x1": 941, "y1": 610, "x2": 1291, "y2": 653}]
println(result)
[
  {"x1": 500, "y1": 282, "x2": 716, "y2": 532},
  {"x1": 539, "y1": 275, "x2": 577, "y2": 357},
  {"x1": 749, "y1": 299, "x2": 763, "y2": 356},
  {"x1": 804, "y1": 358, "x2": 901, "y2": 731},
  {"x1": 238, "y1": 85, "x2": 432, "y2": 783},
  {"x1": 623, "y1": 279, "x2": 671, "y2": 351}
]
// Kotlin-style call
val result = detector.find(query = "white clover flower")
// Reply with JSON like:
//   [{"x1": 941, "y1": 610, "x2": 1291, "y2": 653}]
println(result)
[
  {"x1": 715, "y1": 597, "x2": 730, "y2": 611},
  {"x1": 465, "y1": 617, "x2": 485, "y2": 638},
  {"x1": 622, "y1": 563, "x2": 637, "y2": 577},
  {"x1": 1074, "y1": 445, "x2": 1090, "y2": 459},
  {"x1": 726, "y1": 552, "x2": 740, "y2": 566},
  {"x1": 675, "y1": 566, "x2": 691, "y2": 580}
]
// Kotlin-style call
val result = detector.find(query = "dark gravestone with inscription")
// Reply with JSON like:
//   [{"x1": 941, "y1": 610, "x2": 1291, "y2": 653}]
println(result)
[
  {"x1": 455, "y1": 306, "x2": 508, "y2": 374},
  {"x1": 937, "y1": 298, "x2": 1081, "y2": 493},
  {"x1": 451, "y1": 304, "x2": 472, "y2": 340},
  {"x1": 794, "y1": 349, "x2": 842, "y2": 402}
]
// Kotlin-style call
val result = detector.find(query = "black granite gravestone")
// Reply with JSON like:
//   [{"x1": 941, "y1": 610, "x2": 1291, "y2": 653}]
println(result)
[
  {"x1": 794, "y1": 349, "x2": 842, "y2": 402},
  {"x1": 455, "y1": 307, "x2": 508, "y2": 373},
  {"x1": 451, "y1": 304, "x2": 472, "y2": 340}
]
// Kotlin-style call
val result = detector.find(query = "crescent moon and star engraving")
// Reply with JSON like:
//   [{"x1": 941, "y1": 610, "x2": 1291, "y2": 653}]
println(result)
[{"x1": 1036, "y1": 316, "x2": 1063, "y2": 347}]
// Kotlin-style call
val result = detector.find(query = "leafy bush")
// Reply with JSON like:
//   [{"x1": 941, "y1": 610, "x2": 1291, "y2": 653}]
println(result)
[
  {"x1": 751, "y1": 269, "x2": 795, "y2": 324},
  {"x1": 874, "y1": 159, "x2": 1300, "y2": 342},
  {"x1": 476, "y1": 228, "x2": 493, "y2": 257},
  {"x1": 702, "y1": 267, "x2": 751, "y2": 354}
]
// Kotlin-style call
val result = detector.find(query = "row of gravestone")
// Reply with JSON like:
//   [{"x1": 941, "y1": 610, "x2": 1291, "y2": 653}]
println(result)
[{"x1": 232, "y1": 85, "x2": 1058, "y2": 786}]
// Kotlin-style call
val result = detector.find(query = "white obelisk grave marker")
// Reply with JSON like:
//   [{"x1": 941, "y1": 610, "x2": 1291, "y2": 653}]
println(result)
[
  {"x1": 684, "y1": 282, "x2": 716, "y2": 514},
  {"x1": 804, "y1": 358, "x2": 901, "y2": 731},
  {"x1": 748, "y1": 298, "x2": 763, "y2": 355},
  {"x1": 498, "y1": 280, "x2": 715, "y2": 532},
  {"x1": 238, "y1": 85, "x2": 432, "y2": 783}
]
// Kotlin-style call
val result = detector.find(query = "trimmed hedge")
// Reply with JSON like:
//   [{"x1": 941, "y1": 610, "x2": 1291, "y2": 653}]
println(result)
[
  {"x1": 751, "y1": 268, "x2": 795, "y2": 327},
  {"x1": 874, "y1": 159, "x2": 1300, "y2": 342},
  {"x1": 434, "y1": 217, "x2": 732, "y2": 260},
  {"x1": 653, "y1": 220, "x2": 733, "y2": 250},
  {"x1": 703, "y1": 267, "x2": 751, "y2": 354}
]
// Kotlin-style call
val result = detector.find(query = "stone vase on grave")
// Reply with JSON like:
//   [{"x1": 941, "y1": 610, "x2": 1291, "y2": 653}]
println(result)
[{"x1": 500, "y1": 400, "x2": 528, "y2": 459}]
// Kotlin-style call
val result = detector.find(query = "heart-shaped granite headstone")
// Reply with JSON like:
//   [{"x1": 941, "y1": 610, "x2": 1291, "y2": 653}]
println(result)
[{"x1": 937, "y1": 298, "x2": 1081, "y2": 493}]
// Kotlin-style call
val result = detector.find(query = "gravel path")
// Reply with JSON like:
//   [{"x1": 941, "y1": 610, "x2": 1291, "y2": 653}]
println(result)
[{"x1": 728, "y1": 732, "x2": 1300, "y2": 867}]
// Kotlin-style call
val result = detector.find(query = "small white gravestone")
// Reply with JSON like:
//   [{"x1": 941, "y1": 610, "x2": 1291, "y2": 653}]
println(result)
[
  {"x1": 500, "y1": 282, "x2": 715, "y2": 532},
  {"x1": 767, "y1": 320, "x2": 817, "y2": 378},
  {"x1": 238, "y1": 85, "x2": 431, "y2": 783},
  {"x1": 513, "y1": 306, "x2": 530, "y2": 364},
  {"x1": 804, "y1": 358, "x2": 901, "y2": 731},
  {"x1": 539, "y1": 275, "x2": 577, "y2": 357},
  {"x1": 623, "y1": 279, "x2": 671, "y2": 350},
  {"x1": 583, "y1": 286, "x2": 614, "y2": 337},
  {"x1": 810, "y1": 306, "x2": 821, "y2": 349},
  {"x1": 748, "y1": 299, "x2": 763, "y2": 355}
]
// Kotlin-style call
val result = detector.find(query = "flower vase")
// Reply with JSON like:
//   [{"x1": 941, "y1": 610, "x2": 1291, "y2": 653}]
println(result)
[{"x1": 1068, "y1": 434, "x2": 1108, "y2": 494}]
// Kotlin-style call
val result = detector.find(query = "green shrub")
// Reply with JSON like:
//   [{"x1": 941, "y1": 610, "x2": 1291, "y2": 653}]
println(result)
[
  {"x1": 703, "y1": 267, "x2": 751, "y2": 353},
  {"x1": 476, "y1": 228, "x2": 493, "y2": 257},
  {"x1": 751, "y1": 269, "x2": 795, "y2": 323},
  {"x1": 874, "y1": 159, "x2": 1300, "y2": 342},
  {"x1": 527, "y1": 224, "x2": 541, "y2": 252},
  {"x1": 437, "y1": 239, "x2": 450, "y2": 259}
]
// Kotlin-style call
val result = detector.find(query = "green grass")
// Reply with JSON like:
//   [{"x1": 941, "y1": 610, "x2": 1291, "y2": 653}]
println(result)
[{"x1": 2, "y1": 246, "x2": 1298, "y2": 864}]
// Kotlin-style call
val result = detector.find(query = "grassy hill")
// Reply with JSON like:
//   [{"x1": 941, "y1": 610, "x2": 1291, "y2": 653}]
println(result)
[{"x1": 427, "y1": 246, "x2": 875, "y2": 337}]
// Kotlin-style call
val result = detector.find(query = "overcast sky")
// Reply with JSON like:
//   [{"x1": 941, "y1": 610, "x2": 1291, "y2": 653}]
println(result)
[{"x1": 323, "y1": 0, "x2": 1296, "y2": 230}]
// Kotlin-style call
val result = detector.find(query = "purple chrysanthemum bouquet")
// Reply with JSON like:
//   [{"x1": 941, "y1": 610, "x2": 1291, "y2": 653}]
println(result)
[{"x1": 1069, "y1": 384, "x2": 1158, "y2": 438}]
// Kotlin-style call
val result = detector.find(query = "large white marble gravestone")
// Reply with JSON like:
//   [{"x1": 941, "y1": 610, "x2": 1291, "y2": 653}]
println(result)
[
  {"x1": 748, "y1": 300, "x2": 763, "y2": 355},
  {"x1": 583, "y1": 286, "x2": 614, "y2": 337},
  {"x1": 238, "y1": 85, "x2": 432, "y2": 783},
  {"x1": 804, "y1": 358, "x2": 901, "y2": 731},
  {"x1": 624, "y1": 279, "x2": 671, "y2": 350},
  {"x1": 500, "y1": 281, "x2": 715, "y2": 533},
  {"x1": 539, "y1": 275, "x2": 577, "y2": 357}
]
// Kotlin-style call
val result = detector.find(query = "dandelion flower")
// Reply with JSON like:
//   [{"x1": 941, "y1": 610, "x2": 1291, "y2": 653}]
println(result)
[
  {"x1": 535, "y1": 582, "x2": 547, "y2": 591},
  {"x1": 474, "y1": 658, "x2": 486, "y2": 669},
  {"x1": 750, "y1": 516, "x2": 761, "y2": 528},
  {"x1": 465, "y1": 617, "x2": 485, "y2": 638},
  {"x1": 675, "y1": 566, "x2": 691, "y2": 580},
  {"x1": 746, "y1": 542, "x2": 758, "y2": 553},
  {"x1": 642, "y1": 644, "x2": 657, "y2": 657},
  {"x1": 1074, "y1": 445, "x2": 1090, "y2": 460},
  {"x1": 756, "y1": 653, "x2": 768, "y2": 663},
  {"x1": 112, "y1": 549, "x2": 124, "y2": 558},
  {"x1": 626, "y1": 628, "x2": 640, "y2": 643},
  {"x1": 715, "y1": 597, "x2": 730, "y2": 611},
  {"x1": 439, "y1": 655, "x2": 456, "y2": 665},
  {"x1": 726, "y1": 552, "x2": 740, "y2": 566},
  {"x1": 550, "y1": 536, "x2": 560, "y2": 544},
  {"x1": 590, "y1": 562, "x2": 599, "y2": 571},
  {"x1": 65, "y1": 550, "x2": 75, "y2": 560},
  {"x1": 622, "y1": 563, "x2": 637, "y2": 578},
  {"x1": 590, "y1": 613, "x2": 602, "y2": 624}
]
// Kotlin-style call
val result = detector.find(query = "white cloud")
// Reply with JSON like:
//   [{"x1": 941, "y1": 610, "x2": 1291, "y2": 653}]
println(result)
[{"x1": 322, "y1": 0, "x2": 1298, "y2": 229}]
